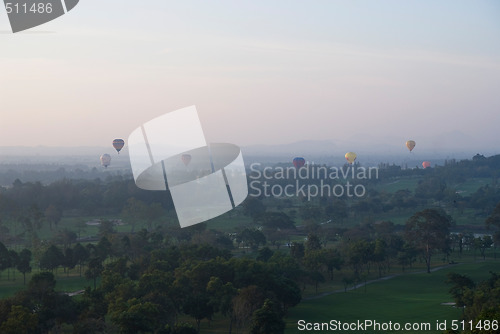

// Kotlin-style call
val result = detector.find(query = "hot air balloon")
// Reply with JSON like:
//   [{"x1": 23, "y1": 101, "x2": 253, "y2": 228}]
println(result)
[
  {"x1": 181, "y1": 154, "x2": 192, "y2": 166},
  {"x1": 345, "y1": 152, "x2": 357, "y2": 164},
  {"x1": 422, "y1": 161, "x2": 431, "y2": 169},
  {"x1": 113, "y1": 139, "x2": 125, "y2": 154},
  {"x1": 293, "y1": 157, "x2": 305, "y2": 168},
  {"x1": 100, "y1": 154, "x2": 111, "y2": 168},
  {"x1": 406, "y1": 140, "x2": 416, "y2": 152}
]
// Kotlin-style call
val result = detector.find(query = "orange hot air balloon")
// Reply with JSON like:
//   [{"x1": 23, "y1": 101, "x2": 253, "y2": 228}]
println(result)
[
  {"x1": 422, "y1": 161, "x2": 431, "y2": 169},
  {"x1": 100, "y1": 154, "x2": 111, "y2": 168},
  {"x1": 181, "y1": 154, "x2": 192, "y2": 166},
  {"x1": 113, "y1": 139, "x2": 125, "y2": 154},
  {"x1": 345, "y1": 152, "x2": 357, "y2": 164},
  {"x1": 406, "y1": 140, "x2": 416, "y2": 152}
]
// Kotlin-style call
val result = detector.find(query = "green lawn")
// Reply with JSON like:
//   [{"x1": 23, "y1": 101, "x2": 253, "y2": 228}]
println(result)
[
  {"x1": 0, "y1": 276, "x2": 26, "y2": 299},
  {"x1": 0, "y1": 270, "x2": 93, "y2": 299},
  {"x1": 375, "y1": 177, "x2": 422, "y2": 193},
  {"x1": 284, "y1": 260, "x2": 500, "y2": 334},
  {"x1": 205, "y1": 209, "x2": 254, "y2": 231},
  {"x1": 451, "y1": 178, "x2": 492, "y2": 195},
  {"x1": 375, "y1": 176, "x2": 492, "y2": 196}
]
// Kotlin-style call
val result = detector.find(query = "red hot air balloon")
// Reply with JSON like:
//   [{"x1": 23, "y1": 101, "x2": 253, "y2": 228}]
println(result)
[
  {"x1": 113, "y1": 139, "x2": 125, "y2": 154},
  {"x1": 293, "y1": 157, "x2": 305, "y2": 168},
  {"x1": 422, "y1": 161, "x2": 431, "y2": 169},
  {"x1": 181, "y1": 154, "x2": 192, "y2": 166}
]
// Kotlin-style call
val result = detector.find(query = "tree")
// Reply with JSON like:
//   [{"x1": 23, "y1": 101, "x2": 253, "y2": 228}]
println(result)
[
  {"x1": 256, "y1": 247, "x2": 273, "y2": 262},
  {"x1": 85, "y1": 256, "x2": 104, "y2": 289},
  {"x1": 485, "y1": 201, "x2": 500, "y2": 229},
  {"x1": 183, "y1": 293, "x2": 214, "y2": 333},
  {"x1": 75, "y1": 219, "x2": 87, "y2": 239},
  {"x1": 39, "y1": 245, "x2": 64, "y2": 273},
  {"x1": 305, "y1": 270, "x2": 325, "y2": 293},
  {"x1": 206, "y1": 277, "x2": 237, "y2": 334},
  {"x1": 44, "y1": 205, "x2": 62, "y2": 230},
  {"x1": 96, "y1": 236, "x2": 113, "y2": 261},
  {"x1": 7, "y1": 250, "x2": 18, "y2": 281},
  {"x1": 238, "y1": 228, "x2": 266, "y2": 250},
  {"x1": 305, "y1": 233, "x2": 322, "y2": 253},
  {"x1": 372, "y1": 239, "x2": 388, "y2": 277},
  {"x1": 121, "y1": 198, "x2": 149, "y2": 233},
  {"x1": 347, "y1": 239, "x2": 373, "y2": 276},
  {"x1": 405, "y1": 209, "x2": 452, "y2": 273},
  {"x1": 493, "y1": 232, "x2": 500, "y2": 259},
  {"x1": 62, "y1": 247, "x2": 76, "y2": 277},
  {"x1": 55, "y1": 229, "x2": 77, "y2": 251},
  {"x1": 290, "y1": 242, "x2": 305, "y2": 260},
  {"x1": 447, "y1": 272, "x2": 500, "y2": 326},
  {"x1": 73, "y1": 243, "x2": 89, "y2": 277},
  {"x1": 29, "y1": 204, "x2": 44, "y2": 231},
  {"x1": 16, "y1": 249, "x2": 32, "y2": 285},
  {"x1": 397, "y1": 242, "x2": 417, "y2": 272},
  {"x1": 233, "y1": 285, "x2": 266, "y2": 330},
  {"x1": 242, "y1": 197, "x2": 266, "y2": 219},
  {"x1": 321, "y1": 248, "x2": 342, "y2": 281},
  {"x1": 268, "y1": 276, "x2": 301, "y2": 312},
  {"x1": 0, "y1": 305, "x2": 38, "y2": 334},
  {"x1": 474, "y1": 236, "x2": 493, "y2": 260},
  {"x1": 257, "y1": 212, "x2": 295, "y2": 230},
  {"x1": 249, "y1": 299, "x2": 285, "y2": 334},
  {"x1": 98, "y1": 220, "x2": 115, "y2": 237},
  {"x1": 109, "y1": 298, "x2": 161, "y2": 334},
  {"x1": 303, "y1": 250, "x2": 324, "y2": 273},
  {"x1": 144, "y1": 202, "x2": 164, "y2": 231},
  {"x1": 446, "y1": 272, "x2": 474, "y2": 310},
  {"x1": 0, "y1": 241, "x2": 10, "y2": 278}
]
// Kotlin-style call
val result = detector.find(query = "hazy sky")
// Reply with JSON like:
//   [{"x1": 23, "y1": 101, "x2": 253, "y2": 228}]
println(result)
[{"x1": 1, "y1": 0, "x2": 499, "y2": 152}]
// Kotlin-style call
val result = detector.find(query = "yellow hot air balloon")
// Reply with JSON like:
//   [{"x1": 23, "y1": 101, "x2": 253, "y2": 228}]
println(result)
[
  {"x1": 345, "y1": 152, "x2": 357, "y2": 164},
  {"x1": 406, "y1": 140, "x2": 416, "y2": 152}
]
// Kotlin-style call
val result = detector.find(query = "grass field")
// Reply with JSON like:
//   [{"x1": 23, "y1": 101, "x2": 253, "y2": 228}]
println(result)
[
  {"x1": 205, "y1": 209, "x2": 254, "y2": 231},
  {"x1": 0, "y1": 270, "x2": 93, "y2": 299},
  {"x1": 375, "y1": 177, "x2": 422, "y2": 193},
  {"x1": 375, "y1": 176, "x2": 492, "y2": 197},
  {"x1": 451, "y1": 178, "x2": 492, "y2": 195},
  {"x1": 284, "y1": 260, "x2": 500, "y2": 334}
]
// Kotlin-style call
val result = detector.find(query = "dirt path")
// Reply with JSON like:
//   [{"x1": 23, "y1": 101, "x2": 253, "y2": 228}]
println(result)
[{"x1": 304, "y1": 263, "x2": 462, "y2": 301}]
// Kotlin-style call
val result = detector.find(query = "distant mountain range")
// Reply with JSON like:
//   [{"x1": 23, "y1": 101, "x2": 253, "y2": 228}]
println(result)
[
  {"x1": 0, "y1": 130, "x2": 496, "y2": 167},
  {"x1": 241, "y1": 130, "x2": 496, "y2": 165}
]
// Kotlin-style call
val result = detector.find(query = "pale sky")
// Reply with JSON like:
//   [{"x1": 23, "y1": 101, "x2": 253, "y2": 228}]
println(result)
[{"x1": 1, "y1": 0, "x2": 499, "y2": 152}]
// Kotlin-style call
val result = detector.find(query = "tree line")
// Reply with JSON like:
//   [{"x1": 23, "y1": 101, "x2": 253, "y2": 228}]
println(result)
[{"x1": 0, "y1": 232, "x2": 302, "y2": 334}]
